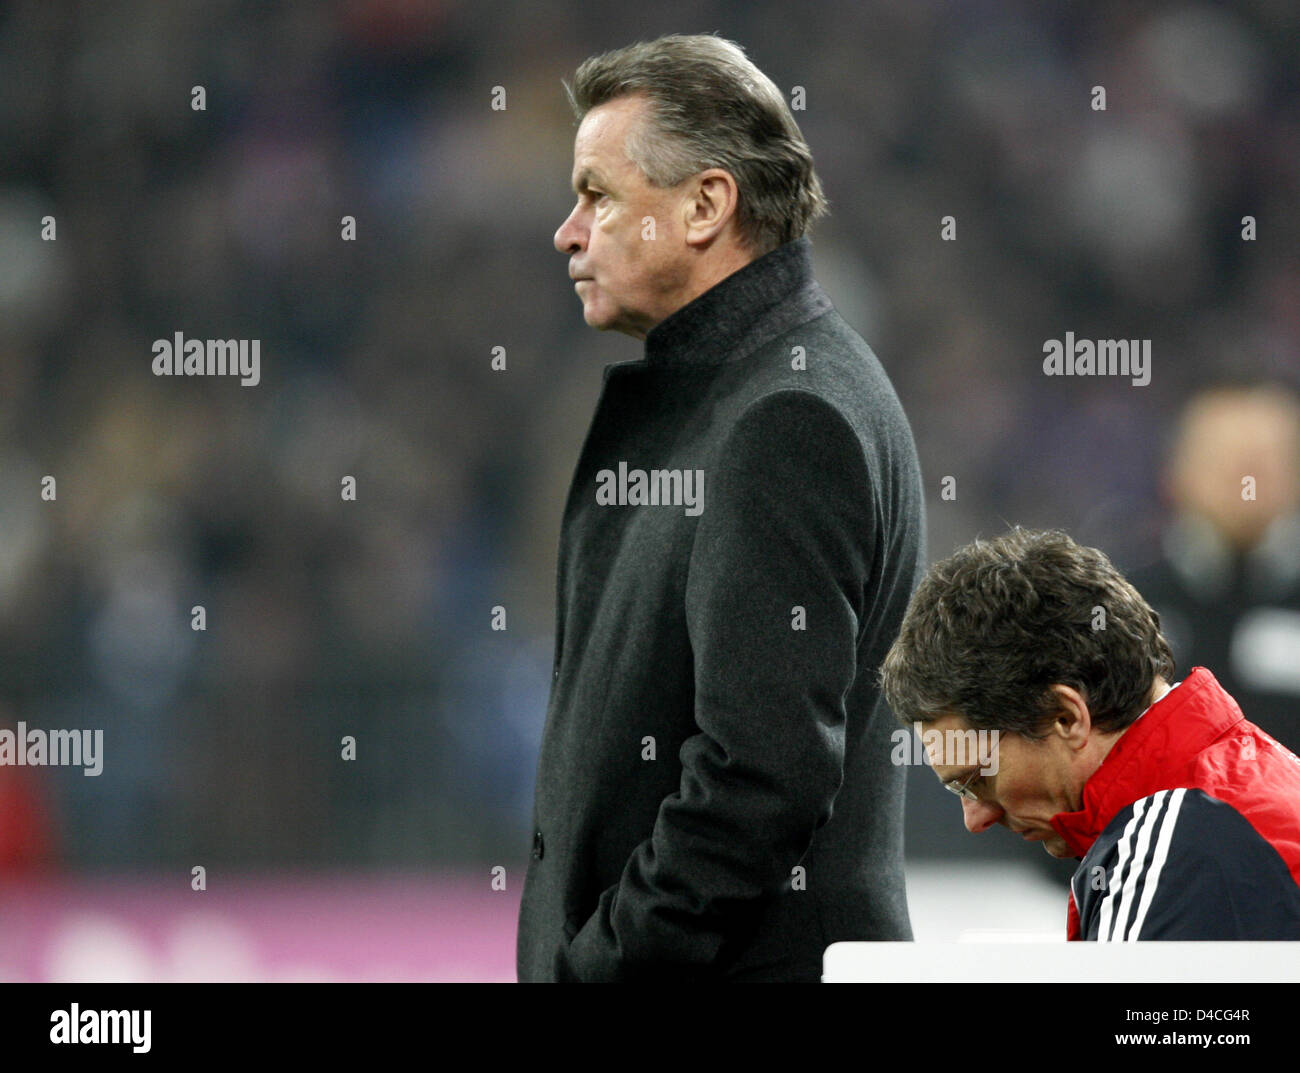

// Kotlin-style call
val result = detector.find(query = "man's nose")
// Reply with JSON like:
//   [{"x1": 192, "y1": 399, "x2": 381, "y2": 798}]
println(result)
[
  {"x1": 554, "y1": 206, "x2": 585, "y2": 255},
  {"x1": 961, "y1": 796, "x2": 1002, "y2": 834}
]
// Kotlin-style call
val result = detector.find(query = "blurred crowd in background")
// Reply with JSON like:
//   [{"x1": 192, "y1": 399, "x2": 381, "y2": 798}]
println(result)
[{"x1": 0, "y1": 0, "x2": 1296, "y2": 881}]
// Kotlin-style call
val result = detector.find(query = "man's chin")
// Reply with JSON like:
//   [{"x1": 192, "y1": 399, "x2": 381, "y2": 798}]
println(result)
[
  {"x1": 582, "y1": 306, "x2": 615, "y2": 331},
  {"x1": 1042, "y1": 838, "x2": 1071, "y2": 858},
  {"x1": 584, "y1": 311, "x2": 645, "y2": 340}
]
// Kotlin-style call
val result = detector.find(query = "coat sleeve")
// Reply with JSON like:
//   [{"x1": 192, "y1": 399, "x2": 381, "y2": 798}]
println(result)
[
  {"x1": 560, "y1": 389, "x2": 879, "y2": 980},
  {"x1": 1078, "y1": 788, "x2": 1300, "y2": 940}
]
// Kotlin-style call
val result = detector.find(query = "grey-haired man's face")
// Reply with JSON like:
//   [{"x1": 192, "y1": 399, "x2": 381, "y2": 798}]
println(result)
[{"x1": 554, "y1": 93, "x2": 692, "y2": 340}]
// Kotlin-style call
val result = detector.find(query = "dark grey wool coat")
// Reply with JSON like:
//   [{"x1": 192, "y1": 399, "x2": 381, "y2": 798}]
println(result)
[{"x1": 517, "y1": 236, "x2": 925, "y2": 982}]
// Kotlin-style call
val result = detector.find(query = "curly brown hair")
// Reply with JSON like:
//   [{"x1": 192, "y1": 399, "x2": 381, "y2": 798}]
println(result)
[{"x1": 879, "y1": 528, "x2": 1175, "y2": 737}]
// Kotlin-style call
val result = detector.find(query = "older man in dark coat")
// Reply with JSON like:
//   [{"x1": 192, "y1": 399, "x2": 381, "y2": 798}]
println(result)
[{"x1": 517, "y1": 34, "x2": 925, "y2": 982}]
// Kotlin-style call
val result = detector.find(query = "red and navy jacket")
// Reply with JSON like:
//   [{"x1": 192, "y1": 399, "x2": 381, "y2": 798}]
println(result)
[{"x1": 1050, "y1": 667, "x2": 1300, "y2": 940}]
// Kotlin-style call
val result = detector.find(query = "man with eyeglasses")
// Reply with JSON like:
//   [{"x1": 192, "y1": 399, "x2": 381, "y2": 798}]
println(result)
[{"x1": 880, "y1": 527, "x2": 1300, "y2": 940}]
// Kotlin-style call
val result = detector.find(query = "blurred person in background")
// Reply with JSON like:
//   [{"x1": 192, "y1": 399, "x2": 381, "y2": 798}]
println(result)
[
  {"x1": 1130, "y1": 380, "x2": 1300, "y2": 754},
  {"x1": 517, "y1": 33, "x2": 925, "y2": 982}
]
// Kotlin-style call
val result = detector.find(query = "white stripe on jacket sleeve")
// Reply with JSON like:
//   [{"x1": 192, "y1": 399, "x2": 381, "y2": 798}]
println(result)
[
  {"x1": 1097, "y1": 794, "x2": 1149, "y2": 941},
  {"x1": 1127, "y1": 788, "x2": 1187, "y2": 940},
  {"x1": 1099, "y1": 791, "x2": 1170, "y2": 942}
]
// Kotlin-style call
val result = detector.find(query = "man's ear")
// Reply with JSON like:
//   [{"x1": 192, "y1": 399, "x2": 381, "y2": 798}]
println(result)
[
  {"x1": 682, "y1": 168, "x2": 740, "y2": 247},
  {"x1": 1046, "y1": 684, "x2": 1093, "y2": 747}
]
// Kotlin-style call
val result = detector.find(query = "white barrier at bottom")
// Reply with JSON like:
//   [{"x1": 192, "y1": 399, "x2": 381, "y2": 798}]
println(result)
[{"x1": 822, "y1": 941, "x2": 1300, "y2": 982}]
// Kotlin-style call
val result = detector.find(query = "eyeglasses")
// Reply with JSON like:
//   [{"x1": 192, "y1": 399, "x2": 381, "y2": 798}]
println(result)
[{"x1": 943, "y1": 769, "x2": 982, "y2": 802}]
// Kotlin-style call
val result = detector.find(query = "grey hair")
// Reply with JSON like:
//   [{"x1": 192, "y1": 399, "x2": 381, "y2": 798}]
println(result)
[{"x1": 562, "y1": 33, "x2": 829, "y2": 255}]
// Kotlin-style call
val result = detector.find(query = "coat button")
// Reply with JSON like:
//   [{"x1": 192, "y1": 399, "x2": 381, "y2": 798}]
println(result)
[
  {"x1": 552, "y1": 667, "x2": 559, "y2": 682},
  {"x1": 532, "y1": 830, "x2": 544, "y2": 859}
]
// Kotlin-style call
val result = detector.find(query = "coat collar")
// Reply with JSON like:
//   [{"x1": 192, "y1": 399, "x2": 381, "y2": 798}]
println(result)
[
  {"x1": 641, "y1": 236, "x2": 832, "y2": 369},
  {"x1": 1049, "y1": 666, "x2": 1245, "y2": 857}
]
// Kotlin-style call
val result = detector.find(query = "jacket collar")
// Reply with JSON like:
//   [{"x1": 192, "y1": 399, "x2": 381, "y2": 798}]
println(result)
[
  {"x1": 641, "y1": 236, "x2": 832, "y2": 369},
  {"x1": 1050, "y1": 667, "x2": 1245, "y2": 858}
]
